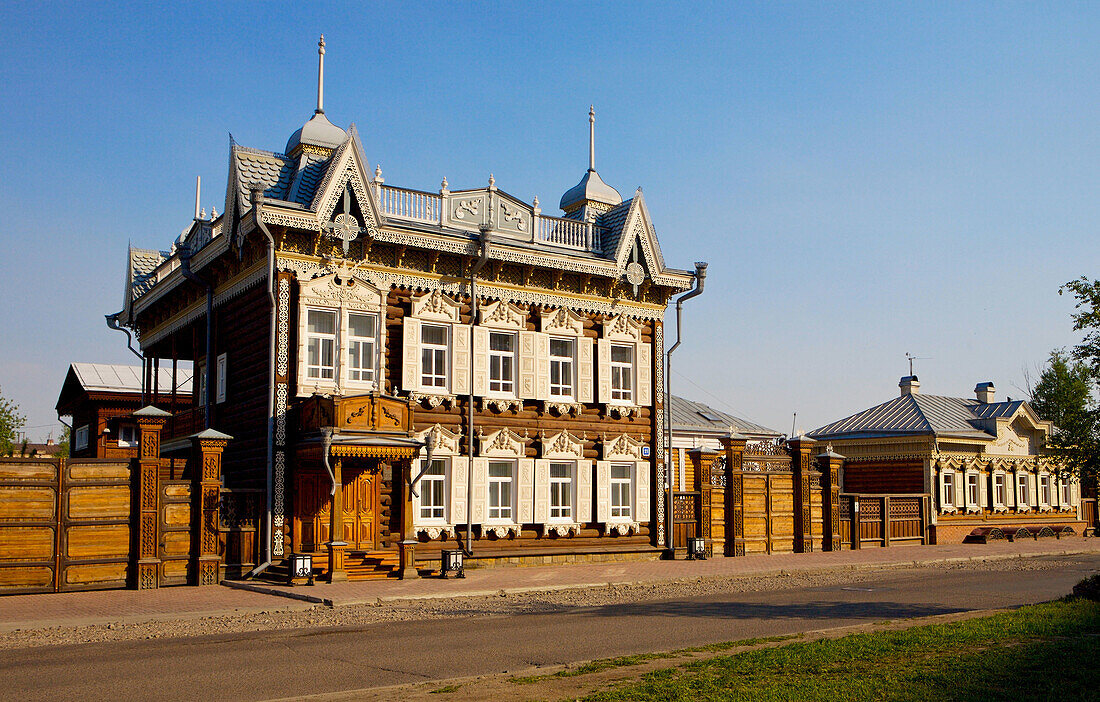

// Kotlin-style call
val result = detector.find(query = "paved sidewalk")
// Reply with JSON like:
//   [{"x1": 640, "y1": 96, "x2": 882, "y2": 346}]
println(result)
[{"x1": 2, "y1": 537, "x2": 1097, "y2": 633}]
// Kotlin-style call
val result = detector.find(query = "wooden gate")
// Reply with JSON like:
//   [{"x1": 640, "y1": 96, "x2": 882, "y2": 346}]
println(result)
[
  {"x1": 840, "y1": 493, "x2": 928, "y2": 548},
  {"x1": 0, "y1": 458, "x2": 132, "y2": 594},
  {"x1": 159, "y1": 480, "x2": 191, "y2": 586}
]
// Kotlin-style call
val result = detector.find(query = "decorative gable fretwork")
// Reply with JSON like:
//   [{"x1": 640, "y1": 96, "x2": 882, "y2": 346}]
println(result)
[
  {"x1": 603, "y1": 314, "x2": 642, "y2": 342},
  {"x1": 540, "y1": 430, "x2": 586, "y2": 459},
  {"x1": 479, "y1": 300, "x2": 527, "y2": 330},
  {"x1": 417, "y1": 423, "x2": 462, "y2": 457},
  {"x1": 540, "y1": 307, "x2": 586, "y2": 336},
  {"x1": 298, "y1": 270, "x2": 383, "y2": 311},
  {"x1": 478, "y1": 428, "x2": 527, "y2": 458},
  {"x1": 602, "y1": 433, "x2": 644, "y2": 460},
  {"x1": 412, "y1": 288, "x2": 462, "y2": 322}
]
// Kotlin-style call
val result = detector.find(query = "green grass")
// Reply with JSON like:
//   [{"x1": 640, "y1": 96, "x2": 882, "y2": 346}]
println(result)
[
  {"x1": 580, "y1": 598, "x2": 1100, "y2": 701},
  {"x1": 428, "y1": 683, "x2": 462, "y2": 694}
]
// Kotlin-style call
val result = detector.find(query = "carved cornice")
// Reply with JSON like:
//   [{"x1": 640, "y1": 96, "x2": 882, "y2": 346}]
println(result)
[{"x1": 408, "y1": 392, "x2": 457, "y2": 409}]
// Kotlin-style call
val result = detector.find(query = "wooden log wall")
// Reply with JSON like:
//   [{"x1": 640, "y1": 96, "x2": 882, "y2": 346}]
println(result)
[{"x1": 842, "y1": 459, "x2": 925, "y2": 494}]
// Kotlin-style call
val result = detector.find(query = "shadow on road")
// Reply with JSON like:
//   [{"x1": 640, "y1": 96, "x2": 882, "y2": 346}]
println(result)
[{"x1": 583, "y1": 599, "x2": 965, "y2": 621}]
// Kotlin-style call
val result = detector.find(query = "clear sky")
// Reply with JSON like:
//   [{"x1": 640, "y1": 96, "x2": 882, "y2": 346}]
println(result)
[{"x1": 2, "y1": 1, "x2": 1098, "y2": 441}]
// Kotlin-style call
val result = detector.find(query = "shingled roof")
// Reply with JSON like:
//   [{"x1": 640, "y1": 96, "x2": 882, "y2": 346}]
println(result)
[{"x1": 808, "y1": 393, "x2": 1029, "y2": 441}]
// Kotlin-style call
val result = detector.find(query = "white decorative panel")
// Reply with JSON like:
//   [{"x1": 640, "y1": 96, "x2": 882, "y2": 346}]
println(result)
[
  {"x1": 471, "y1": 458, "x2": 489, "y2": 525},
  {"x1": 473, "y1": 326, "x2": 489, "y2": 396},
  {"x1": 535, "y1": 332, "x2": 550, "y2": 400},
  {"x1": 402, "y1": 318, "x2": 420, "y2": 391},
  {"x1": 534, "y1": 459, "x2": 550, "y2": 524},
  {"x1": 596, "y1": 460, "x2": 610, "y2": 523},
  {"x1": 577, "y1": 460, "x2": 593, "y2": 524},
  {"x1": 637, "y1": 343, "x2": 652, "y2": 407},
  {"x1": 452, "y1": 324, "x2": 471, "y2": 396},
  {"x1": 518, "y1": 458, "x2": 535, "y2": 524},
  {"x1": 635, "y1": 461, "x2": 650, "y2": 522},
  {"x1": 519, "y1": 331, "x2": 538, "y2": 399},
  {"x1": 450, "y1": 457, "x2": 469, "y2": 525},
  {"x1": 597, "y1": 338, "x2": 611, "y2": 404},
  {"x1": 578, "y1": 337, "x2": 594, "y2": 404}
]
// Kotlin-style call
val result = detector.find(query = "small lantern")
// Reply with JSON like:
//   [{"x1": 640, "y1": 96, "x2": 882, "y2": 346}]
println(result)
[
  {"x1": 688, "y1": 537, "x2": 707, "y2": 560},
  {"x1": 289, "y1": 553, "x2": 313, "y2": 585},
  {"x1": 440, "y1": 549, "x2": 465, "y2": 579}
]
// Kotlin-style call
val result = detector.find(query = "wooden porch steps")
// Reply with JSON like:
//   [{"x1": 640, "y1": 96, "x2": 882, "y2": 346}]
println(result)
[{"x1": 345, "y1": 550, "x2": 401, "y2": 580}]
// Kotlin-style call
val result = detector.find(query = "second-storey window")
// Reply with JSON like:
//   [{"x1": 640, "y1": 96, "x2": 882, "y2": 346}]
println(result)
[
  {"x1": 421, "y1": 325, "x2": 449, "y2": 389},
  {"x1": 488, "y1": 461, "x2": 514, "y2": 521},
  {"x1": 347, "y1": 313, "x2": 377, "y2": 383},
  {"x1": 306, "y1": 309, "x2": 337, "y2": 380},
  {"x1": 967, "y1": 473, "x2": 979, "y2": 506},
  {"x1": 118, "y1": 424, "x2": 138, "y2": 448},
  {"x1": 610, "y1": 344, "x2": 633, "y2": 402},
  {"x1": 550, "y1": 462, "x2": 574, "y2": 520},
  {"x1": 610, "y1": 463, "x2": 632, "y2": 519},
  {"x1": 994, "y1": 473, "x2": 1006, "y2": 505},
  {"x1": 550, "y1": 338, "x2": 575, "y2": 398},
  {"x1": 419, "y1": 458, "x2": 447, "y2": 521},
  {"x1": 489, "y1": 332, "x2": 516, "y2": 394}
]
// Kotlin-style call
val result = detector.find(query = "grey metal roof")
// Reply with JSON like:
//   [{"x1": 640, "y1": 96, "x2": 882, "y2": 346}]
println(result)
[
  {"x1": 595, "y1": 198, "x2": 632, "y2": 257},
  {"x1": 69, "y1": 363, "x2": 192, "y2": 395},
  {"x1": 129, "y1": 247, "x2": 167, "y2": 297},
  {"x1": 233, "y1": 145, "x2": 297, "y2": 211},
  {"x1": 559, "y1": 168, "x2": 622, "y2": 212},
  {"x1": 670, "y1": 395, "x2": 781, "y2": 439},
  {"x1": 808, "y1": 393, "x2": 1011, "y2": 441},
  {"x1": 285, "y1": 112, "x2": 347, "y2": 155}
]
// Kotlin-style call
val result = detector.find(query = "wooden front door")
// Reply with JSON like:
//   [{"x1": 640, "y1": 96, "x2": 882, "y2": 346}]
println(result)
[{"x1": 342, "y1": 465, "x2": 380, "y2": 551}]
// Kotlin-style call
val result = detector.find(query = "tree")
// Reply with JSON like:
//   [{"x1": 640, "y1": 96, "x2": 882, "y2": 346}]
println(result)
[
  {"x1": 0, "y1": 387, "x2": 25, "y2": 457},
  {"x1": 56, "y1": 426, "x2": 70, "y2": 459},
  {"x1": 1029, "y1": 349, "x2": 1098, "y2": 484},
  {"x1": 1052, "y1": 277, "x2": 1100, "y2": 486}
]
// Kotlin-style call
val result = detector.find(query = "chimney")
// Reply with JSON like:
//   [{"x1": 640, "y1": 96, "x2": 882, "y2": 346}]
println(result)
[
  {"x1": 975, "y1": 381, "x2": 995, "y2": 404},
  {"x1": 899, "y1": 375, "x2": 920, "y2": 396}
]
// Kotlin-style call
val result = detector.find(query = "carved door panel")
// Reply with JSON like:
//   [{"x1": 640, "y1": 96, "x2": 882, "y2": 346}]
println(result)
[
  {"x1": 343, "y1": 467, "x2": 379, "y2": 551},
  {"x1": 293, "y1": 471, "x2": 330, "y2": 552}
]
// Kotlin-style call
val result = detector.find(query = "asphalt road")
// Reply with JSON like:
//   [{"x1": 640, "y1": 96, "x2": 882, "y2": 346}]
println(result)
[{"x1": 2, "y1": 554, "x2": 1096, "y2": 702}]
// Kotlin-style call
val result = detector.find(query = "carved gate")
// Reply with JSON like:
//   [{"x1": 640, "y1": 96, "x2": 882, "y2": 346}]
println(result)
[{"x1": 159, "y1": 480, "x2": 191, "y2": 586}]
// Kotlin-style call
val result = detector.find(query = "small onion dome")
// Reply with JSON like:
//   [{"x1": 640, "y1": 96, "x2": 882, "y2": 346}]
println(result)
[
  {"x1": 285, "y1": 112, "x2": 347, "y2": 155},
  {"x1": 559, "y1": 168, "x2": 622, "y2": 214}
]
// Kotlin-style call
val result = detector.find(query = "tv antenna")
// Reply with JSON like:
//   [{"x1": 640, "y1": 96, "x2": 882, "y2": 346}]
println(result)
[{"x1": 905, "y1": 352, "x2": 931, "y2": 376}]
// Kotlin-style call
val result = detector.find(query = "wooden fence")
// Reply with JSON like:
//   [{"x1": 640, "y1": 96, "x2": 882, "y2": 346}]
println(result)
[{"x1": 838, "y1": 493, "x2": 929, "y2": 549}]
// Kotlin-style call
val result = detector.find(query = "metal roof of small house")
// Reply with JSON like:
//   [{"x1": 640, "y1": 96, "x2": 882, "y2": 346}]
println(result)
[
  {"x1": 67, "y1": 363, "x2": 192, "y2": 395},
  {"x1": 670, "y1": 395, "x2": 781, "y2": 439},
  {"x1": 808, "y1": 393, "x2": 1028, "y2": 441}
]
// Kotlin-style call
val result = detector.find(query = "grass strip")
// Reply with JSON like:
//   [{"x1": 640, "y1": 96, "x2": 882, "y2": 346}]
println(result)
[{"x1": 580, "y1": 597, "x2": 1100, "y2": 701}]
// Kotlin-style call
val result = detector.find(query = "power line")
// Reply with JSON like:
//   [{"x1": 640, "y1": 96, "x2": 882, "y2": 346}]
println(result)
[{"x1": 669, "y1": 368, "x2": 757, "y2": 422}]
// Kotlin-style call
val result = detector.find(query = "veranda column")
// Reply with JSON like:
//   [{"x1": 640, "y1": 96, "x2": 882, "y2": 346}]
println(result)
[
  {"x1": 132, "y1": 406, "x2": 170, "y2": 589},
  {"x1": 399, "y1": 458, "x2": 419, "y2": 579},
  {"x1": 816, "y1": 446, "x2": 844, "y2": 551},
  {"x1": 719, "y1": 433, "x2": 748, "y2": 556},
  {"x1": 191, "y1": 429, "x2": 232, "y2": 586},
  {"x1": 788, "y1": 436, "x2": 816, "y2": 553},
  {"x1": 327, "y1": 456, "x2": 348, "y2": 582}
]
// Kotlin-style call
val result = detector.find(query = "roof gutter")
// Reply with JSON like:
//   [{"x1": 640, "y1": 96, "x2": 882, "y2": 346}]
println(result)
[
  {"x1": 104, "y1": 312, "x2": 146, "y2": 403},
  {"x1": 664, "y1": 261, "x2": 707, "y2": 554},
  {"x1": 466, "y1": 229, "x2": 493, "y2": 556},
  {"x1": 246, "y1": 188, "x2": 279, "y2": 580}
]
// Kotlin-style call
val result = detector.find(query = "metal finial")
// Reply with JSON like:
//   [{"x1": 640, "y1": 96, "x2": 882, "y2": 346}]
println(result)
[
  {"x1": 194, "y1": 175, "x2": 201, "y2": 220},
  {"x1": 588, "y1": 105, "x2": 595, "y2": 171},
  {"x1": 316, "y1": 35, "x2": 326, "y2": 114}
]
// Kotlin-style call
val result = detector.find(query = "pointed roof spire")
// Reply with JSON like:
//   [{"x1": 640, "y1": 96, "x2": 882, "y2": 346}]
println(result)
[
  {"x1": 589, "y1": 105, "x2": 595, "y2": 171},
  {"x1": 316, "y1": 34, "x2": 326, "y2": 115}
]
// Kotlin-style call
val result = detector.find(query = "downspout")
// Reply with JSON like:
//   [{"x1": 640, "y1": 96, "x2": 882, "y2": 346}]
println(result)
[
  {"x1": 105, "y1": 312, "x2": 146, "y2": 402},
  {"x1": 247, "y1": 187, "x2": 278, "y2": 579},
  {"x1": 178, "y1": 244, "x2": 214, "y2": 429},
  {"x1": 664, "y1": 261, "x2": 707, "y2": 553},
  {"x1": 466, "y1": 228, "x2": 493, "y2": 555}
]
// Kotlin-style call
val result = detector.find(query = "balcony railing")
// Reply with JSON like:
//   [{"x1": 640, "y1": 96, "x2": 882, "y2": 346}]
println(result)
[
  {"x1": 376, "y1": 185, "x2": 442, "y2": 225},
  {"x1": 536, "y1": 214, "x2": 603, "y2": 252}
]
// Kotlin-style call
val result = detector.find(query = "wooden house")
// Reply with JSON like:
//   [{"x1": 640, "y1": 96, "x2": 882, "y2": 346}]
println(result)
[
  {"x1": 55, "y1": 363, "x2": 192, "y2": 460},
  {"x1": 809, "y1": 376, "x2": 1085, "y2": 544},
  {"x1": 111, "y1": 39, "x2": 700, "y2": 582}
]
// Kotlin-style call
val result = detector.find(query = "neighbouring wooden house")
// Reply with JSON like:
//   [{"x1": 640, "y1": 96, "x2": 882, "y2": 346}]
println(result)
[
  {"x1": 809, "y1": 375, "x2": 1085, "y2": 544},
  {"x1": 111, "y1": 39, "x2": 700, "y2": 584},
  {"x1": 55, "y1": 363, "x2": 192, "y2": 460}
]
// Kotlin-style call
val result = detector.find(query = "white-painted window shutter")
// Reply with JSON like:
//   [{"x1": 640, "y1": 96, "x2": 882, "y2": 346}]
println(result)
[
  {"x1": 1005, "y1": 472, "x2": 1015, "y2": 508},
  {"x1": 577, "y1": 460, "x2": 593, "y2": 523},
  {"x1": 596, "y1": 460, "x2": 611, "y2": 523},
  {"x1": 635, "y1": 460, "x2": 650, "y2": 522},
  {"x1": 534, "y1": 333, "x2": 550, "y2": 401},
  {"x1": 401, "y1": 317, "x2": 421, "y2": 391},
  {"x1": 471, "y1": 458, "x2": 489, "y2": 525},
  {"x1": 472, "y1": 326, "x2": 489, "y2": 396},
  {"x1": 636, "y1": 343, "x2": 652, "y2": 406},
  {"x1": 519, "y1": 331, "x2": 538, "y2": 400},
  {"x1": 518, "y1": 458, "x2": 535, "y2": 524},
  {"x1": 979, "y1": 473, "x2": 988, "y2": 509},
  {"x1": 954, "y1": 472, "x2": 964, "y2": 510},
  {"x1": 578, "y1": 337, "x2": 594, "y2": 404},
  {"x1": 938, "y1": 471, "x2": 947, "y2": 508},
  {"x1": 449, "y1": 457, "x2": 469, "y2": 525},
  {"x1": 596, "y1": 338, "x2": 611, "y2": 404},
  {"x1": 534, "y1": 459, "x2": 550, "y2": 524},
  {"x1": 1028, "y1": 473, "x2": 1038, "y2": 507},
  {"x1": 1052, "y1": 477, "x2": 1061, "y2": 508},
  {"x1": 452, "y1": 324, "x2": 471, "y2": 396}
]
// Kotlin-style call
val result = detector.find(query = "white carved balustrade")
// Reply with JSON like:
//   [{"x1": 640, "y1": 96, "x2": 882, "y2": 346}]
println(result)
[{"x1": 375, "y1": 185, "x2": 443, "y2": 225}]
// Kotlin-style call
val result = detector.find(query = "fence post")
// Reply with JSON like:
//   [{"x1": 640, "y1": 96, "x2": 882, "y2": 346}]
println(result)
[
  {"x1": 816, "y1": 447, "x2": 844, "y2": 551},
  {"x1": 852, "y1": 496, "x2": 861, "y2": 549},
  {"x1": 191, "y1": 429, "x2": 232, "y2": 586},
  {"x1": 132, "y1": 406, "x2": 170, "y2": 589},
  {"x1": 787, "y1": 436, "x2": 816, "y2": 553},
  {"x1": 696, "y1": 449, "x2": 713, "y2": 558},
  {"x1": 882, "y1": 496, "x2": 891, "y2": 547},
  {"x1": 720, "y1": 433, "x2": 748, "y2": 556}
]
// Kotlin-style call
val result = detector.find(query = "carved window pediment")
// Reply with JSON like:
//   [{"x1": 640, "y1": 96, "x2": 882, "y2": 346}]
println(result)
[
  {"x1": 540, "y1": 307, "x2": 585, "y2": 336},
  {"x1": 417, "y1": 423, "x2": 462, "y2": 456},
  {"x1": 602, "y1": 314, "x2": 642, "y2": 342},
  {"x1": 299, "y1": 271, "x2": 384, "y2": 311},
  {"x1": 413, "y1": 289, "x2": 462, "y2": 322},
  {"x1": 479, "y1": 299, "x2": 527, "y2": 330},
  {"x1": 603, "y1": 433, "x2": 644, "y2": 460},
  {"x1": 479, "y1": 428, "x2": 527, "y2": 458},
  {"x1": 541, "y1": 430, "x2": 585, "y2": 459}
]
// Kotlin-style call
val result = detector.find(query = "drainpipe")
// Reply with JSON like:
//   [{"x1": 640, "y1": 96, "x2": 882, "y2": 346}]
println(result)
[
  {"x1": 465, "y1": 228, "x2": 493, "y2": 555},
  {"x1": 246, "y1": 187, "x2": 278, "y2": 579},
  {"x1": 664, "y1": 262, "x2": 708, "y2": 554},
  {"x1": 178, "y1": 243, "x2": 214, "y2": 429},
  {"x1": 105, "y1": 312, "x2": 146, "y2": 403}
]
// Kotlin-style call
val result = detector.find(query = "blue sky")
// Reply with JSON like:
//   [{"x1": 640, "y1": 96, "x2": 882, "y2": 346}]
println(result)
[{"x1": 2, "y1": 2, "x2": 1098, "y2": 440}]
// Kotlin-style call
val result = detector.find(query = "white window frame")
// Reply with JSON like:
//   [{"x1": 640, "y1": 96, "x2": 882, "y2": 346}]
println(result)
[
  {"x1": 610, "y1": 463, "x2": 633, "y2": 519},
  {"x1": 304, "y1": 308, "x2": 338, "y2": 381},
  {"x1": 1040, "y1": 473, "x2": 1052, "y2": 508},
  {"x1": 418, "y1": 457, "x2": 448, "y2": 523},
  {"x1": 487, "y1": 459, "x2": 516, "y2": 523},
  {"x1": 117, "y1": 424, "x2": 138, "y2": 448},
  {"x1": 346, "y1": 312, "x2": 378, "y2": 384},
  {"x1": 548, "y1": 461, "x2": 575, "y2": 521},
  {"x1": 74, "y1": 425, "x2": 89, "y2": 451},
  {"x1": 1017, "y1": 472, "x2": 1030, "y2": 510},
  {"x1": 942, "y1": 471, "x2": 955, "y2": 509},
  {"x1": 993, "y1": 472, "x2": 1007, "y2": 510},
  {"x1": 488, "y1": 331, "x2": 517, "y2": 395},
  {"x1": 549, "y1": 336, "x2": 576, "y2": 400},
  {"x1": 1060, "y1": 478, "x2": 1072, "y2": 507},
  {"x1": 610, "y1": 343, "x2": 634, "y2": 403},
  {"x1": 420, "y1": 323, "x2": 450, "y2": 391},
  {"x1": 297, "y1": 272, "x2": 386, "y2": 397},
  {"x1": 197, "y1": 360, "x2": 208, "y2": 405},
  {"x1": 966, "y1": 472, "x2": 979, "y2": 509},
  {"x1": 215, "y1": 352, "x2": 228, "y2": 404}
]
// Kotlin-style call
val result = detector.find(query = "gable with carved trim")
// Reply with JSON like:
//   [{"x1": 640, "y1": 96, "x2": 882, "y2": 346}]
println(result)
[
  {"x1": 479, "y1": 299, "x2": 527, "y2": 330},
  {"x1": 541, "y1": 430, "x2": 585, "y2": 459},
  {"x1": 479, "y1": 428, "x2": 527, "y2": 458}
]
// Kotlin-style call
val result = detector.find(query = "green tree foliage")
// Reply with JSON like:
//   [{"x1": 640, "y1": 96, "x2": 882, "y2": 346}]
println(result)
[
  {"x1": 1029, "y1": 349, "x2": 1098, "y2": 483},
  {"x1": 0, "y1": 386, "x2": 25, "y2": 457},
  {"x1": 56, "y1": 425, "x2": 70, "y2": 458},
  {"x1": 1051, "y1": 276, "x2": 1100, "y2": 486}
]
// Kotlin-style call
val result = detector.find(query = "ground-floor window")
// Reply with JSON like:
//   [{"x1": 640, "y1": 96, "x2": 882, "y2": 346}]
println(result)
[
  {"x1": 942, "y1": 471, "x2": 955, "y2": 508},
  {"x1": 549, "y1": 462, "x2": 574, "y2": 520},
  {"x1": 1017, "y1": 473, "x2": 1030, "y2": 506},
  {"x1": 610, "y1": 463, "x2": 632, "y2": 519},
  {"x1": 419, "y1": 458, "x2": 447, "y2": 521},
  {"x1": 1040, "y1": 474, "x2": 1052, "y2": 505},
  {"x1": 994, "y1": 473, "x2": 1006, "y2": 506},
  {"x1": 966, "y1": 473, "x2": 979, "y2": 506},
  {"x1": 488, "y1": 460, "x2": 515, "y2": 521}
]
